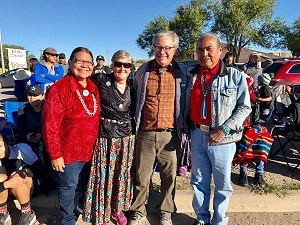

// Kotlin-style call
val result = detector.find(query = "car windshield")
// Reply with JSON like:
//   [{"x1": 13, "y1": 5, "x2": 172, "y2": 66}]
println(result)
[{"x1": 263, "y1": 63, "x2": 284, "y2": 74}]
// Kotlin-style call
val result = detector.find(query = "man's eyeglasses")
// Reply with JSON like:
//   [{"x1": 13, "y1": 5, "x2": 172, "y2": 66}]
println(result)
[
  {"x1": 72, "y1": 59, "x2": 94, "y2": 67},
  {"x1": 47, "y1": 53, "x2": 58, "y2": 57},
  {"x1": 153, "y1": 45, "x2": 175, "y2": 52},
  {"x1": 113, "y1": 62, "x2": 131, "y2": 69}
]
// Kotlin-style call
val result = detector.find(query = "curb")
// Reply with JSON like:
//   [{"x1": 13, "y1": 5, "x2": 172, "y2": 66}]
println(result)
[{"x1": 14, "y1": 188, "x2": 300, "y2": 213}]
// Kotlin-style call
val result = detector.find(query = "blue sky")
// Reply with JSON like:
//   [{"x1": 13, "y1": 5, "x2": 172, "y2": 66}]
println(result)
[{"x1": 0, "y1": 0, "x2": 299, "y2": 62}]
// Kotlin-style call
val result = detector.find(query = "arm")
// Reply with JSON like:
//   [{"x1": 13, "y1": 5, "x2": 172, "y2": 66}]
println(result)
[
  {"x1": 260, "y1": 54, "x2": 273, "y2": 68},
  {"x1": 225, "y1": 73, "x2": 252, "y2": 132},
  {"x1": 16, "y1": 105, "x2": 29, "y2": 143},
  {"x1": 43, "y1": 65, "x2": 64, "y2": 82},
  {"x1": 42, "y1": 84, "x2": 65, "y2": 162}
]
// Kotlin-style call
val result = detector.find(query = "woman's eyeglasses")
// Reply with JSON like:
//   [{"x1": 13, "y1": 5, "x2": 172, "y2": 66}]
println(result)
[
  {"x1": 72, "y1": 59, "x2": 94, "y2": 67},
  {"x1": 114, "y1": 62, "x2": 131, "y2": 69}
]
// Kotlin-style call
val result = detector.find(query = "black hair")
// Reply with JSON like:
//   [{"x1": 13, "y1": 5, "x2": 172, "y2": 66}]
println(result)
[
  {"x1": 29, "y1": 57, "x2": 38, "y2": 73},
  {"x1": 0, "y1": 132, "x2": 9, "y2": 145},
  {"x1": 69, "y1": 47, "x2": 94, "y2": 62},
  {"x1": 222, "y1": 52, "x2": 234, "y2": 63}
]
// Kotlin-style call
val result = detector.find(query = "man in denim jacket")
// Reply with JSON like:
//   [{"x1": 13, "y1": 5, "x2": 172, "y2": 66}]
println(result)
[{"x1": 184, "y1": 33, "x2": 251, "y2": 225}]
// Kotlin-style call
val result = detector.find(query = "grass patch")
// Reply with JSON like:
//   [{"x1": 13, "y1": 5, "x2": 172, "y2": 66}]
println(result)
[{"x1": 249, "y1": 182, "x2": 300, "y2": 197}]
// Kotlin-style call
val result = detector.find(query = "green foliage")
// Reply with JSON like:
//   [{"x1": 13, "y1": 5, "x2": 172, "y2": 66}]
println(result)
[
  {"x1": 209, "y1": 0, "x2": 288, "y2": 62},
  {"x1": 250, "y1": 182, "x2": 300, "y2": 197},
  {"x1": 286, "y1": 18, "x2": 300, "y2": 57},
  {"x1": 1, "y1": 44, "x2": 36, "y2": 70},
  {"x1": 136, "y1": 0, "x2": 209, "y2": 60},
  {"x1": 136, "y1": 15, "x2": 170, "y2": 58}
]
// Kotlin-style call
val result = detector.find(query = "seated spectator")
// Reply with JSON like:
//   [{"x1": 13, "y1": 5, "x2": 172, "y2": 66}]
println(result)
[
  {"x1": 0, "y1": 132, "x2": 39, "y2": 225},
  {"x1": 16, "y1": 85, "x2": 44, "y2": 152},
  {"x1": 33, "y1": 47, "x2": 64, "y2": 93}
]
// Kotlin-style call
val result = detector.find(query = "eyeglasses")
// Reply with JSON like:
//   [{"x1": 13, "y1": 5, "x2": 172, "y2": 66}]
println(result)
[
  {"x1": 47, "y1": 53, "x2": 58, "y2": 57},
  {"x1": 153, "y1": 45, "x2": 175, "y2": 52},
  {"x1": 113, "y1": 62, "x2": 131, "y2": 69},
  {"x1": 72, "y1": 59, "x2": 94, "y2": 67}
]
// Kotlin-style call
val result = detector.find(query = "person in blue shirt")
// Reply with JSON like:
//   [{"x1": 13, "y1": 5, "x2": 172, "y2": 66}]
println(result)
[{"x1": 33, "y1": 47, "x2": 64, "y2": 93}]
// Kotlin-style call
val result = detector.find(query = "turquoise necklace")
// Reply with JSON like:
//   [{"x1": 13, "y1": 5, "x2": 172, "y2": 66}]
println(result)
[{"x1": 201, "y1": 73, "x2": 216, "y2": 119}]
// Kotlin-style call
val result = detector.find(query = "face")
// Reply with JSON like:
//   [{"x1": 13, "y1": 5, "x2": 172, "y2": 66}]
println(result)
[
  {"x1": 0, "y1": 138, "x2": 8, "y2": 159},
  {"x1": 153, "y1": 35, "x2": 177, "y2": 68},
  {"x1": 112, "y1": 58, "x2": 131, "y2": 83},
  {"x1": 196, "y1": 36, "x2": 222, "y2": 69},
  {"x1": 250, "y1": 55, "x2": 258, "y2": 64},
  {"x1": 27, "y1": 94, "x2": 44, "y2": 106},
  {"x1": 69, "y1": 51, "x2": 94, "y2": 82},
  {"x1": 96, "y1": 59, "x2": 104, "y2": 67},
  {"x1": 46, "y1": 53, "x2": 58, "y2": 63},
  {"x1": 59, "y1": 58, "x2": 66, "y2": 64},
  {"x1": 226, "y1": 56, "x2": 233, "y2": 65}
]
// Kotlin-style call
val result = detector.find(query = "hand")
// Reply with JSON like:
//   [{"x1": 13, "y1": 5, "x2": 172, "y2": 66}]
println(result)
[
  {"x1": 6, "y1": 172, "x2": 25, "y2": 189},
  {"x1": 207, "y1": 128, "x2": 226, "y2": 144},
  {"x1": 41, "y1": 74, "x2": 45, "y2": 77},
  {"x1": 27, "y1": 133, "x2": 41, "y2": 143},
  {"x1": 51, "y1": 157, "x2": 65, "y2": 172}
]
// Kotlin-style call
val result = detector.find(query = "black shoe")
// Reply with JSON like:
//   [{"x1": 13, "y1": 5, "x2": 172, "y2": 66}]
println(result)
[
  {"x1": 255, "y1": 173, "x2": 266, "y2": 187},
  {"x1": 239, "y1": 172, "x2": 249, "y2": 186},
  {"x1": 192, "y1": 220, "x2": 211, "y2": 225}
]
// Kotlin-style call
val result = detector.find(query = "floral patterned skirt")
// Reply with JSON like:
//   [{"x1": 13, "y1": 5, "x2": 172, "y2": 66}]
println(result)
[{"x1": 83, "y1": 135, "x2": 135, "y2": 224}]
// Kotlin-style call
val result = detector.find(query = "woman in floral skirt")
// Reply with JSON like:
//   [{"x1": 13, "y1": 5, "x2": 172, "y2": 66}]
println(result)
[{"x1": 83, "y1": 50, "x2": 136, "y2": 225}]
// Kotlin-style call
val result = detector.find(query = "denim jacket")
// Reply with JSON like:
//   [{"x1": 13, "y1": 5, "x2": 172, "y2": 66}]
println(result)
[
  {"x1": 184, "y1": 61, "x2": 251, "y2": 144},
  {"x1": 134, "y1": 60, "x2": 189, "y2": 137}
]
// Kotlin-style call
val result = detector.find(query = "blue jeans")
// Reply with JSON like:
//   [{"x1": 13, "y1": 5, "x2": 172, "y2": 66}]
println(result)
[
  {"x1": 240, "y1": 160, "x2": 264, "y2": 174},
  {"x1": 190, "y1": 128, "x2": 236, "y2": 225},
  {"x1": 58, "y1": 161, "x2": 87, "y2": 225}
]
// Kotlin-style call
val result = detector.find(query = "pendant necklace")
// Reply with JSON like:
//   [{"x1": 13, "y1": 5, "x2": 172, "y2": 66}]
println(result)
[
  {"x1": 76, "y1": 90, "x2": 98, "y2": 116},
  {"x1": 200, "y1": 73, "x2": 216, "y2": 119}
]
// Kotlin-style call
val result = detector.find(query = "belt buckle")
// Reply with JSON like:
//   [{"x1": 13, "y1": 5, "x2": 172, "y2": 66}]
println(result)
[{"x1": 200, "y1": 124, "x2": 210, "y2": 132}]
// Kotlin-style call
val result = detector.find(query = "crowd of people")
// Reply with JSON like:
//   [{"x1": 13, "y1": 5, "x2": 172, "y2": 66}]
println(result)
[{"x1": 0, "y1": 29, "x2": 282, "y2": 225}]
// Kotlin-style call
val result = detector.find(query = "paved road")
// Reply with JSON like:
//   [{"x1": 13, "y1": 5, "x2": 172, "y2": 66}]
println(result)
[{"x1": 0, "y1": 87, "x2": 16, "y2": 116}]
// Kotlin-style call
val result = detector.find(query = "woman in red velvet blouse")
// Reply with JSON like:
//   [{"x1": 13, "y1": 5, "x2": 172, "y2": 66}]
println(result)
[{"x1": 42, "y1": 47, "x2": 100, "y2": 225}]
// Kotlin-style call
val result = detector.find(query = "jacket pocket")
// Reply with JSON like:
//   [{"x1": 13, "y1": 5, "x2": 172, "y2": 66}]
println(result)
[{"x1": 220, "y1": 88, "x2": 237, "y2": 106}]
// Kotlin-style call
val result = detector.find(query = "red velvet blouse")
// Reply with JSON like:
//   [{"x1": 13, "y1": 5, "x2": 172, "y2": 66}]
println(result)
[{"x1": 42, "y1": 75, "x2": 100, "y2": 164}]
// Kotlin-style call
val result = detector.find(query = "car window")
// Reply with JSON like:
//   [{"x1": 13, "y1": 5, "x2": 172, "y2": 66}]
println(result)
[
  {"x1": 288, "y1": 64, "x2": 300, "y2": 74},
  {"x1": 263, "y1": 63, "x2": 284, "y2": 74}
]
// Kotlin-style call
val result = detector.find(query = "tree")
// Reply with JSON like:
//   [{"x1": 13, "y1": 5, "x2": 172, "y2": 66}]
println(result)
[
  {"x1": 208, "y1": 0, "x2": 288, "y2": 62},
  {"x1": 170, "y1": 0, "x2": 209, "y2": 60},
  {"x1": 136, "y1": 15, "x2": 170, "y2": 58},
  {"x1": 286, "y1": 18, "x2": 300, "y2": 57},
  {"x1": 1, "y1": 44, "x2": 36, "y2": 70},
  {"x1": 136, "y1": 0, "x2": 208, "y2": 60}
]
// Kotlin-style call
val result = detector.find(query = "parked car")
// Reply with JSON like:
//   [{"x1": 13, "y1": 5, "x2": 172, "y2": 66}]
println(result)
[
  {"x1": 264, "y1": 60, "x2": 300, "y2": 86},
  {"x1": 0, "y1": 68, "x2": 28, "y2": 88}
]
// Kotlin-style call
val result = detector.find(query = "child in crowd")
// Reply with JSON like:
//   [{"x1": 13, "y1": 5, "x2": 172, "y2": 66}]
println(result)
[
  {"x1": 0, "y1": 132, "x2": 40, "y2": 225},
  {"x1": 256, "y1": 73, "x2": 274, "y2": 122}
]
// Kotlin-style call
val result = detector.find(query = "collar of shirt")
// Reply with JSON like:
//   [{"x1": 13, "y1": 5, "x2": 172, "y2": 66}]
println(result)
[
  {"x1": 152, "y1": 59, "x2": 173, "y2": 71},
  {"x1": 200, "y1": 60, "x2": 221, "y2": 75}
]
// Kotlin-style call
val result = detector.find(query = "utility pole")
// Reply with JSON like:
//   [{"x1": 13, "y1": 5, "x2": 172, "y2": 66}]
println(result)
[
  {"x1": 106, "y1": 50, "x2": 110, "y2": 67},
  {"x1": 38, "y1": 49, "x2": 43, "y2": 60},
  {"x1": 0, "y1": 29, "x2": 5, "y2": 73}
]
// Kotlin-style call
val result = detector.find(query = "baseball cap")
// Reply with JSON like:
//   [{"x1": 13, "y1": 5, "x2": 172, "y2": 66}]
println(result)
[
  {"x1": 59, "y1": 53, "x2": 66, "y2": 59},
  {"x1": 27, "y1": 85, "x2": 43, "y2": 96},
  {"x1": 96, "y1": 55, "x2": 105, "y2": 60},
  {"x1": 43, "y1": 47, "x2": 58, "y2": 55}
]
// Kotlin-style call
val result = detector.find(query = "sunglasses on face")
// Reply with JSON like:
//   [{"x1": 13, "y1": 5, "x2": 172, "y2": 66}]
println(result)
[
  {"x1": 47, "y1": 53, "x2": 58, "y2": 57},
  {"x1": 113, "y1": 62, "x2": 131, "y2": 69}
]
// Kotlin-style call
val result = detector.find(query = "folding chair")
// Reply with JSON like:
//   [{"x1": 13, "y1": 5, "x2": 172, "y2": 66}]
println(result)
[
  {"x1": 1, "y1": 101, "x2": 27, "y2": 143},
  {"x1": 269, "y1": 119, "x2": 300, "y2": 172}
]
